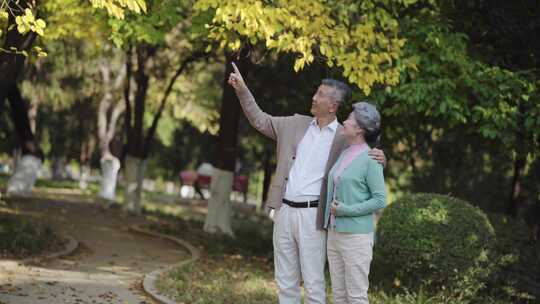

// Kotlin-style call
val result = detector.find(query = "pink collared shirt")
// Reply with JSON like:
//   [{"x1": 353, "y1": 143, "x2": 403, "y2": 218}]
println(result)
[{"x1": 333, "y1": 143, "x2": 369, "y2": 185}]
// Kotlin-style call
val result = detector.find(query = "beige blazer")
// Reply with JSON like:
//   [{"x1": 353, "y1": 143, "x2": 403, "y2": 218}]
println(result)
[{"x1": 236, "y1": 87, "x2": 347, "y2": 229}]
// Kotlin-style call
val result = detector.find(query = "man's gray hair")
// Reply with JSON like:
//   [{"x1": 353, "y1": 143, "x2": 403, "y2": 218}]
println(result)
[
  {"x1": 352, "y1": 102, "x2": 381, "y2": 144},
  {"x1": 322, "y1": 79, "x2": 351, "y2": 105}
]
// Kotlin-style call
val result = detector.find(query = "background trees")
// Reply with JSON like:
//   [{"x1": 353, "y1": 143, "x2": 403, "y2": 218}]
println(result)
[{"x1": 0, "y1": 0, "x2": 538, "y2": 236}]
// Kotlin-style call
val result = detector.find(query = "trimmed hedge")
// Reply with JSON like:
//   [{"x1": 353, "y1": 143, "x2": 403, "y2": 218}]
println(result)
[{"x1": 372, "y1": 193, "x2": 495, "y2": 298}]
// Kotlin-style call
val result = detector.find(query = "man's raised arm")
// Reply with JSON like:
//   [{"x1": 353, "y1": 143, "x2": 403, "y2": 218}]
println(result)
[{"x1": 229, "y1": 62, "x2": 283, "y2": 140}]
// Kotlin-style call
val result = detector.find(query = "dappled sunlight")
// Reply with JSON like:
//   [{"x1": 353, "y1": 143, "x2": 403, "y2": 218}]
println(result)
[
  {"x1": 233, "y1": 274, "x2": 276, "y2": 298},
  {"x1": 156, "y1": 255, "x2": 276, "y2": 304},
  {"x1": 411, "y1": 201, "x2": 449, "y2": 225}
]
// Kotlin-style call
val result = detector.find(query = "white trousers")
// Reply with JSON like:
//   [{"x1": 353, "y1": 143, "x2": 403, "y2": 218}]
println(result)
[
  {"x1": 327, "y1": 231, "x2": 374, "y2": 304},
  {"x1": 273, "y1": 204, "x2": 327, "y2": 304}
]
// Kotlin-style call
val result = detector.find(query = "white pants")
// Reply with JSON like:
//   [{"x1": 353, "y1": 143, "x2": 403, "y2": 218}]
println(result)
[
  {"x1": 273, "y1": 205, "x2": 327, "y2": 304},
  {"x1": 327, "y1": 231, "x2": 374, "y2": 304}
]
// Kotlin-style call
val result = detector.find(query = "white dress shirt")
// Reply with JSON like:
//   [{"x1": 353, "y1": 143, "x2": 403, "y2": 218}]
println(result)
[{"x1": 284, "y1": 118, "x2": 338, "y2": 202}]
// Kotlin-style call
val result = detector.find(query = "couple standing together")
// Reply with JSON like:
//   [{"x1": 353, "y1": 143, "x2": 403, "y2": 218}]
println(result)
[{"x1": 228, "y1": 62, "x2": 387, "y2": 304}]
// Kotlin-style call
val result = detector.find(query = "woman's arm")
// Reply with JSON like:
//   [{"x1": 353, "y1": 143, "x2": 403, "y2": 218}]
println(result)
[{"x1": 335, "y1": 160, "x2": 387, "y2": 217}]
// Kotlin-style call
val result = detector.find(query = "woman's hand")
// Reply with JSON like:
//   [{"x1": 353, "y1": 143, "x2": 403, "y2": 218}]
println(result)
[{"x1": 330, "y1": 200, "x2": 340, "y2": 216}]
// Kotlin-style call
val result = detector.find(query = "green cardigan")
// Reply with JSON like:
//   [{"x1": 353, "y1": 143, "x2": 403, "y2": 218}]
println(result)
[{"x1": 324, "y1": 149, "x2": 387, "y2": 234}]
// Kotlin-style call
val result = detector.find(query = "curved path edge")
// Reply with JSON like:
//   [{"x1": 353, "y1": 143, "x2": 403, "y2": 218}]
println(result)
[
  {"x1": 129, "y1": 224, "x2": 200, "y2": 304},
  {"x1": 0, "y1": 234, "x2": 79, "y2": 269}
]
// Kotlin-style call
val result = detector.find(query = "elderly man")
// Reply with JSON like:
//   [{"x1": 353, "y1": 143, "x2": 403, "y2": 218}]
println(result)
[{"x1": 228, "y1": 63, "x2": 385, "y2": 304}]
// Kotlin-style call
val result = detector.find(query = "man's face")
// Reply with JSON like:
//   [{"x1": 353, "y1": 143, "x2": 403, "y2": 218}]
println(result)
[{"x1": 310, "y1": 85, "x2": 338, "y2": 117}]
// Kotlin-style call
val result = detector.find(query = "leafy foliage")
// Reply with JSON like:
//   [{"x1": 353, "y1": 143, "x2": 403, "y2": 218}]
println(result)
[
  {"x1": 15, "y1": 8, "x2": 46, "y2": 36},
  {"x1": 106, "y1": 0, "x2": 189, "y2": 48},
  {"x1": 371, "y1": 14, "x2": 539, "y2": 143},
  {"x1": 0, "y1": 0, "x2": 146, "y2": 57},
  {"x1": 372, "y1": 193, "x2": 496, "y2": 299},
  {"x1": 89, "y1": 0, "x2": 147, "y2": 19},
  {"x1": 193, "y1": 0, "x2": 424, "y2": 94}
]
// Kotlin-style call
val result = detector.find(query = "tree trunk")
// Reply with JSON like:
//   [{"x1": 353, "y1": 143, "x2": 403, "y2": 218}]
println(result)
[
  {"x1": 142, "y1": 51, "x2": 203, "y2": 156},
  {"x1": 98, "y1": 62, "x2": 125, "y2": 202},
  {"x1": 52, "y1": 156, "x2": 66, "y2": 180},
  {"x1": 77, "y1": 97, "x2": 96, "y2": 190},
  {"x1": 123, "y1": 45, "x2": 154, "y2": 213},
  {"x1": 123, "y1": 155, "x2": 147, "y2": 214},
  {"x1": 28, "y1": 96, "x2": 40, "y2": 133},
  {"x1": 7, "y1": 85, "x2": 35, "y2": 153},
  {"x1": 507, "y1": 102, "x2": 527, "y2": 217},
  {"x1": 204, "y1": 168, "x2": 234, "y2": 235},
  {"x1": 79, "y1": 164, "x2": 91, "y2": 190},
  {"x1": 6, "y1": 85, "x2": 42, "y2": 195},
  {"x1": 79, "y1": 137, "x2": 96, "y2": 190},
  {"x1": 204, "y1": 50, "x2": 251, "y2": 236},
  {"x1": 0, "y1": 0, "x2": 37, "y2": 104},
  {"x1": 99, "y1": 154, "x2": 121, "y2": 201},
  {"x1": 7, "y1": 154, "x2": 42, "y2": 196},
  {"x1": 122, "y1": 45, "x2": 201, "y2": 212}
]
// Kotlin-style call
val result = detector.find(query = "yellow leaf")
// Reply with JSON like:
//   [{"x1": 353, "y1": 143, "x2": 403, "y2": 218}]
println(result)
[{"x1": 36, "y1": 19, "x2": 46, "y2": 28}]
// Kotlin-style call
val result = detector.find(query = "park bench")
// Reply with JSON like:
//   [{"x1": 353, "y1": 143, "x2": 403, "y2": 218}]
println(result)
[{"x1": 179, "y1": 170, "x2": 249, "y2": 202}]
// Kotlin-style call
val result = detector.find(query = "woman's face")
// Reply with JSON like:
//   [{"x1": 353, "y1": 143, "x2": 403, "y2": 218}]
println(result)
[{"x1": 342, "y1": 112, "x2": 363, "y2": 139}]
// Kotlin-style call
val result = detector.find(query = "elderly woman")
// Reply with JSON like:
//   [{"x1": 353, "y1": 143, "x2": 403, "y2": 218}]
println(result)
[{"x1": 324, "y1": 102, "x2": 387, "y2": 304}]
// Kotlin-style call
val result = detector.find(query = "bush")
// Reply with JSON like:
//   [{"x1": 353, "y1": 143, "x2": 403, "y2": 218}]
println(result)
[
  {"x1": 372, "y1": 193, "x2": 496, "y2": 298},
  {"x1": 483, "y1": 213, "x2": 538, "y2": 302}
]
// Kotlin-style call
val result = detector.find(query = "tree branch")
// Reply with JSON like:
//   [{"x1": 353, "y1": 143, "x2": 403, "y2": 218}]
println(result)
[{"x1": 142, "y1": 51, "x2": 205, "y2": 157}]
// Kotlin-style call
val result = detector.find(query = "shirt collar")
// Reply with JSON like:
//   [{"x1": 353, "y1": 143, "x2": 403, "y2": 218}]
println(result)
[{"x1": 311, "y1": 118, "x2": 338, "y2": 131}]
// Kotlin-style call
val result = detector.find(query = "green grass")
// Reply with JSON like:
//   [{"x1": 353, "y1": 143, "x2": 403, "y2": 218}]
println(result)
[
  {"x1": 156, "y1": 256, "x2": 276, "y2": 304},
  {"x1": 0, "y1": 211, "x2": 61, "y2": 259}
]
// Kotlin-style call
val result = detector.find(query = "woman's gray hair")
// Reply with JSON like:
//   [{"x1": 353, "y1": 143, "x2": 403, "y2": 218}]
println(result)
[{"x1": 352, "y1": 102, "x2": 381, "y2": 145}]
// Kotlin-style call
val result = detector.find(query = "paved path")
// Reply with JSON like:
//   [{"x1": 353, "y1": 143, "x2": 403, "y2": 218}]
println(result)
[{"x1": 0, "y1": 191, "x2": 187, "y2": 304}]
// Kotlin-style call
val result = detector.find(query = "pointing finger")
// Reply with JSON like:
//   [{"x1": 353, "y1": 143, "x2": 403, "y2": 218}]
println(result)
[{"x1": 231, "y1": 62, "x2": 241, "y2": 75}]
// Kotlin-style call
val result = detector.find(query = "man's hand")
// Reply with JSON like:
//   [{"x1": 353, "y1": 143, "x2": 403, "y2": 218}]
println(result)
[
  {"x1": 265, "y1": 206, "x2": 275, "y2": 221},
  {"x1": 228, "y1": 62, "x2": 247, "y2": 91},
  {"x1": 368, "y1": 148, "x2": 387, "y2": 167}
]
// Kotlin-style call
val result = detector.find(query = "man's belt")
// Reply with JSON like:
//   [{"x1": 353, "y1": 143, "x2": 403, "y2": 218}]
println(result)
[{"x1": 283, "y1": 198, "x2": 319, "y2": 208}]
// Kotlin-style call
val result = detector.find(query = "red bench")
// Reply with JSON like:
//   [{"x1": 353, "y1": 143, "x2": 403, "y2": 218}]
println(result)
[{"x1": 179, "y1": 170, "x2": 249, "y2": 201}]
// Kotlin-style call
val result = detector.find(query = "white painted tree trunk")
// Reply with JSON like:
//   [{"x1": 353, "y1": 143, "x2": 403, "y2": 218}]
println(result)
[
  {"x1": 124, "y1": 155, "x2": 147, "y2": 214},
  {"x1": 7, "y1": 155, "x2": 42, "y2": 196},
  {"x1": 78, "y1": 165, "x2": 91, "y2": 190},
  {"x1": 99, "y1": 155, "x2": 121, "y2": 201},
  {"x1": 203, "y1": 167, "x2": 234, "y2": 237},
  {"x1": 52, "y1": 157, "x2": 66, "y2": 180}
]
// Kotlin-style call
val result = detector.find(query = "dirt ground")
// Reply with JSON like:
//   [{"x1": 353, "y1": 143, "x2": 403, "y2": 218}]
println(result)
[{"x1": 0, "y1": 191, "x2": 188, "y2": 304}]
